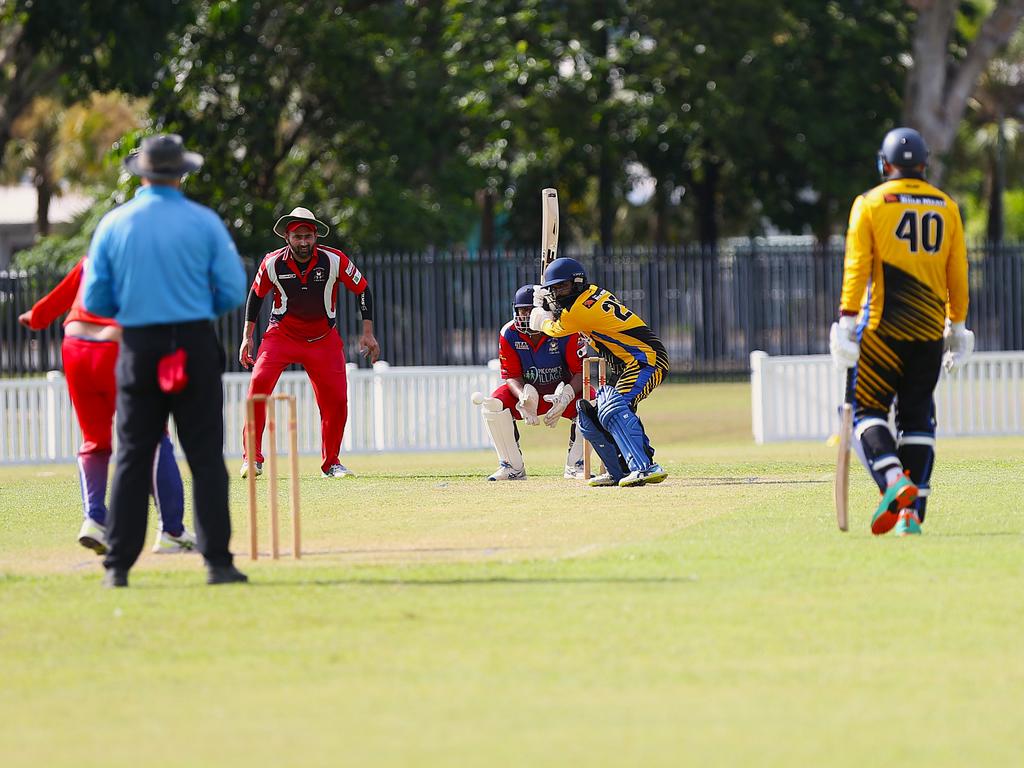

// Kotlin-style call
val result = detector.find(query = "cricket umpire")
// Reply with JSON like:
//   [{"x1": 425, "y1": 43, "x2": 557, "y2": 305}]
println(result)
[{"x1": 83, "y1": 134, "x2": 249, "y2": 586}]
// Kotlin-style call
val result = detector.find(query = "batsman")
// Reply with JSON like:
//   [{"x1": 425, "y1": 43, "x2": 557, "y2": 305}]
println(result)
[
  {"x1": 831, "y1": 127, "x2": 973, "y2": 536},
  {"x1": 530, "y1": 257, "x2": 669, "y2": 487}
]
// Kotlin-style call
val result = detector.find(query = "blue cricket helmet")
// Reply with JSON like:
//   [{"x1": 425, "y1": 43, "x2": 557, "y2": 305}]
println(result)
[
  {"x1": 513, "y1": 284, "x2": 535, "y2": 333},
  {"x1": 513, "y1": 284, "x2": 535, "y2": 308},
  {"x1": 541, "y1": 257, "x2": 587, "y2": 289},
  {"x1": 878, "y1": 127, "x2": 928, "y2": 172}
]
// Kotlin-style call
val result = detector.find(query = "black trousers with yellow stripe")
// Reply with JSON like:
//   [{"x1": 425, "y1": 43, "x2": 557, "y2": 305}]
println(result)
[
  {"x1": 615, "y1": 353, "x2": 670, "y2": 410},
  {"x1": 852, "y1": 329, "x2": 942, "y2": 425},
  {"x1": 852, "y1": 328, "x2": 942, "y2": 513}
]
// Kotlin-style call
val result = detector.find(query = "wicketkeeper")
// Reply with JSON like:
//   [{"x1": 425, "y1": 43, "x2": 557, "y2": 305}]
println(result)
[
  {"x1": 830, "y1": 127, "x2": 973, "y2": 535},
  {"x1": 530, "y1": 258, "x2": 669, "y2": 487},
  {"x1": 475, "y1": 284, "x2": 585, "y2": 480}
]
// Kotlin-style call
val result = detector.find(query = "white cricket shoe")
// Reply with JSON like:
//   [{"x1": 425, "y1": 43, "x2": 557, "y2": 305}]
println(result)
[
  {"x1": 78, "y1": 518, "x2": 108, "y2": 555},
  {"x1": 152, "y1": 529, "x2": 198, "y2": 554},
  {"x1": 563, "y1": 460, "x2": 586, "y2": 479},
  {"x1": 240, "y1": 460, "x2": 263, "y2": 479},
  {"x1": 618, "y1": 463, "x2": 668, "y2": 487},
  {"x1": 323, "y1": 463, "x2": 357, "y2": 478},
  {"x1": 587, "y1": 472, "x2": 618, "y2": 487},
  {"x1": 487, "y1": 461, "x2": 527, "y2": 481}
]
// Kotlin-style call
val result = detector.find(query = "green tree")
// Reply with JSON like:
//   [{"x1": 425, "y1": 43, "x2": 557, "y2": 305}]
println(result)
[
  {"x1": 0, "y1": 0, "x2": 190, "y2": 161},
  {"x1": 147, "y1": 0, "x2": 492, "y2": 256},
  {"x1": 903, "y1": 0, "x2": 1024, "y2": 183}
]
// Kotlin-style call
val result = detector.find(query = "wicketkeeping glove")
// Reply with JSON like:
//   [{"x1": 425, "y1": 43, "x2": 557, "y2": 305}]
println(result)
[
  {"x1": 829, "y1": 316, "x2": 860, "y2": 370},
  {"x1": 542, "y1": 382, "x2": 576, "y2": 427},
  {"x1": 517, "y1": 384, "x2": 540, "y2": 426},
  {"x1": 942, "y1": 320, "x2": 975, "y2": 373}
]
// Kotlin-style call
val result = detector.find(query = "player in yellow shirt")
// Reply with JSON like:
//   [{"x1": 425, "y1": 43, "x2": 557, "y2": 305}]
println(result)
[
  {"x1": 830, "y1": 127, "x2": 974, "y2": 536},
  {"x1": 530, "y1": 257, "x2": 669, "y2": 487}
]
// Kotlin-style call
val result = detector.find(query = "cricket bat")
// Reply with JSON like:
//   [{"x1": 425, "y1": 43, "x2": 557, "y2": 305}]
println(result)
[
  {"x1": 540, "y1": 188, "x2": 559, "y2": 274},
  {"x1": 834, "y1": 402, "x2": 852, "y2": 532}
]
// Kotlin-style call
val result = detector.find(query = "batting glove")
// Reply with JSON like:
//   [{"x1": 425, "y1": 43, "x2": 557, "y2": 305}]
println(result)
[
  {"x1": 942, "y1": 320, "x2": 975, "y2": 373},
  {"x1": 829, "y1": 316, "x2": 860, "y2": 370},
  {"x1": 529, "y1": 306, "x2": 553, "y2": 333},
  {"x1": 542, "y1": 382, "x2": 576, "y2": 427}
]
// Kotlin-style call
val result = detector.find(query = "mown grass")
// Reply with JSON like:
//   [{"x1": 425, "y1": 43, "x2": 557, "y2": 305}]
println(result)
[{"x1": 1, "y1": 382, "x2": 1022, "y2": 767}]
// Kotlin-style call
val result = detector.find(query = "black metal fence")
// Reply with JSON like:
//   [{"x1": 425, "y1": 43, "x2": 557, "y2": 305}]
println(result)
[{"x1": 3, "y1": 243, "x2": 1023, "y2": 380}]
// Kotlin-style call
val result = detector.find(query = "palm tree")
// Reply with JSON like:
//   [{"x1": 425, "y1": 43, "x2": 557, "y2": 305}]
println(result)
[
  {"x1": 1, "y1": 92, "x2": 144, "y2": 237},
  {"x1": 2, "y1": 96, "x2": 61, "y2": 235}
]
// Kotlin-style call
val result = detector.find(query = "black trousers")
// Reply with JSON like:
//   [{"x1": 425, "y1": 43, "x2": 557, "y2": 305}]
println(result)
[
  {"x1": 852, "y1": 329, "x2": 943, "y2": 429},
  {"x1": 104, "y1": 321, "x2": 234, "y2": 572}
]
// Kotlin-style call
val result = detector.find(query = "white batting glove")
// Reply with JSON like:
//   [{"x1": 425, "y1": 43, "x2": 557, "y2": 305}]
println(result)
[
  {"x1": 942, "y1": 320, "x2": 975, "y2": 373},
  {"x1": 517, "y1": 384, "x2": 540, "y2": 426},
  {"x1": 829, "y1": 316, "x2": 860, "y2": 370},
  {"x1": 529, "y1": 306, "x2": 553, "y2": 332},
  {"x1": 542, "y1": 382, "x2": 576, "y2": 427},
  {"x1": 533, "y1": 286, "x2": 554, "y2": 309}
]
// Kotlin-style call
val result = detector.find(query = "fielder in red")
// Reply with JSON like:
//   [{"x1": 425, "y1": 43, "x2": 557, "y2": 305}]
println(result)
[
  {"x1": 239, "y1": 206, "x2": 380, "y2": 478},
  {"x1": 18, "y1": 257, "x2": 195, "y2": 555}
]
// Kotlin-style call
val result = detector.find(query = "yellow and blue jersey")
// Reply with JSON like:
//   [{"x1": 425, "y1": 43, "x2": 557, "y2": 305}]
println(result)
[{"x1": 539, "y1": 285, "x2": 668, "y2": 406}]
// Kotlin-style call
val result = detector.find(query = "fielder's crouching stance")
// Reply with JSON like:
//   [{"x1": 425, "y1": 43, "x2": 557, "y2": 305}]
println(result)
[
  {"x1": 475, "y1": 285, "x2": 585, "y2": 480},
  {"x1": 530, "y1": 258, "x2": 669, "y2": 487},
  {"x1": 831, "y1": 127, "x2": 973, "y2": 535},
  {"x1": 240, "y1": 207, "x2": 380, "y2": 479}
]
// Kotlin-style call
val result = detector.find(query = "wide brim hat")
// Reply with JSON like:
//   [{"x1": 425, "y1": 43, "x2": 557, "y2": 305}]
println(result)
[
  {"x1": 273, "y1": 206, "x2": 330, "y2": 238},
  {"x1": 124, "y1": 134, "x2": 203, "y2": 180}
]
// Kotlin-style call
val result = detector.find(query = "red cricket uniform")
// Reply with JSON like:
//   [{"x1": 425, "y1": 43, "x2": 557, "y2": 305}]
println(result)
[
  {"x1": 22, "y1": 257, "x2": 120, "y2": 455},
  {"x1": 24, "y1": 258, "x2": 187, "y2": 532},
  {"x1": 244, "y1": 244, "x2": 367, "y2": 471},
  {"x1": 492, "y1": 320, "x2": 583, "y2": 420}
]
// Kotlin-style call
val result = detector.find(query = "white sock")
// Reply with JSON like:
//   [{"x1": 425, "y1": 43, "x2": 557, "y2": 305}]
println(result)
[{"x1": 884, "y1": 466, "x2": 903, "y2": 486}]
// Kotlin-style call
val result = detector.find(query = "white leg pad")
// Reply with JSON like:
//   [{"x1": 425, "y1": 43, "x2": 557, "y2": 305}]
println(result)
[
  {"x1": 565, "y1": 431, "x2": 584, "y2": 465},
  {"x1": 482, "y1": 403, "x2": 524, "y2": 471}
]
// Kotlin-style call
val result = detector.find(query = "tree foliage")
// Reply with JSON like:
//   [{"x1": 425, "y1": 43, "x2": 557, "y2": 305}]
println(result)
[
  {"x1": 0, "y1": 0, "x2": 189, "y2": 159},
  {"x1": 903, "y1": 0, "x2": 1024, "y2": 183},
  {"x1": 10, "y1": 0, "x2": 1024, "y2": 262}
]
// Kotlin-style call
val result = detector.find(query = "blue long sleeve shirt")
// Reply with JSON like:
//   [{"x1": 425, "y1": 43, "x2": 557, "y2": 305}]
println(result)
[{"x1": 83, "y1": 186, "x2": 247, "y2": 326}]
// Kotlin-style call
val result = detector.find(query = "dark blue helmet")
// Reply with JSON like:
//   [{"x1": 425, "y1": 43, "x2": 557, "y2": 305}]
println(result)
[
  {"x1": 878, "y1": 127, "x2": 928, "y2": 175},
  {"x1": 513, "y1": 284, "x2": 535, "y2": 308},
  {"x1": 541, "y1": 257, "x2": 587, "y2": 289},
  {"x1": 513, "y1": 284, "x2": 535, "y2": 333}
]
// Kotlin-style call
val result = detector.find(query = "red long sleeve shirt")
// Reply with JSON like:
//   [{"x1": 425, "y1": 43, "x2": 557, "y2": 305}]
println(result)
[{"x1": 23, "y1": 257, "x2": 118, "y2": 330}]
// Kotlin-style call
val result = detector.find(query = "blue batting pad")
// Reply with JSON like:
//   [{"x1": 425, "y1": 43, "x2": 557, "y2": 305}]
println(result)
[
  {"x1": 577, "y1": 401, "x2": 627, "y2": 481},
  {"x1": 596, "y1": 386, "x2": 651, "y2": 473}
]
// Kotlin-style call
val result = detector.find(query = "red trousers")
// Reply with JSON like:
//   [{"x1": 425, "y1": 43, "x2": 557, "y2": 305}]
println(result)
[
  {"x1": 244, "y1": 326, "x2": 348, "y2": 472},
  {"x1": 490, "y1": 383, "x2": 580, "y2": 421},
  {"x1": 63, "y1": 336, "x2": 119, "y2": 454}
]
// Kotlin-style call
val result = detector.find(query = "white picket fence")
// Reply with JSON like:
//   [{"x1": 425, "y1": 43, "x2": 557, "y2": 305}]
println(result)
[
  {"x1": 0, "y1": 361, "x2": 501, "y2": 464},
  {"x1": 751, "y1": 350, "x2": 1024, "y2": 443}
]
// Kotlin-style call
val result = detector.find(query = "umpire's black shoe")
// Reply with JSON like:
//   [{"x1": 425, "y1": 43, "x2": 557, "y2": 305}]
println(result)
[
  {"x1": 207, "y1": 564, "x2": 249, "y2": 585},
  {"x1": 103, "y1": 568, "x2": 129, "y2": 588}
]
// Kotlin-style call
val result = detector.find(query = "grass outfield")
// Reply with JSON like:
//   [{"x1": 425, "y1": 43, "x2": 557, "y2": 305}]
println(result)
[{"x1": 1, "y1": 382, "x2": 1023, "y2": 767}]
